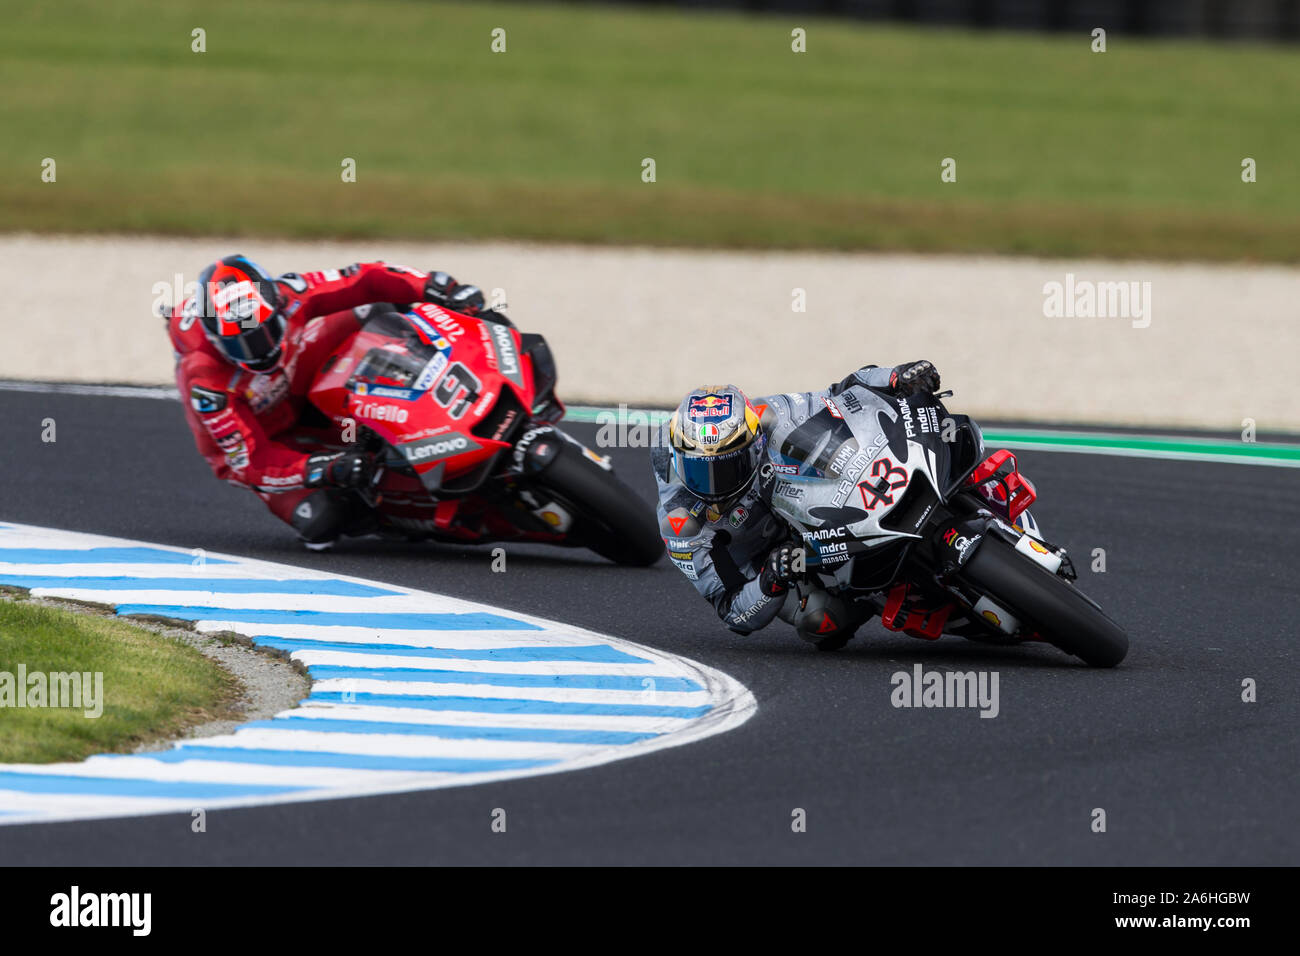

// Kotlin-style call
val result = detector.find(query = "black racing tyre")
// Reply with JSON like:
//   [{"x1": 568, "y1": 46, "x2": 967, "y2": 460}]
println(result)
[
  {"x1": 532, "y1": 441, "x2": 663, "y2": 567},
  {"x1": 958, "y1": 537, "x2": 1129, "y2": 667}
]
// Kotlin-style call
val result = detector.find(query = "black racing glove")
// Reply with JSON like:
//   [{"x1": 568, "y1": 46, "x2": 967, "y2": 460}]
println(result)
[
  {"x1": 304, "y1": 452, "x2": 376, "y2": 490},
  {"x1": 448, "y1": 284, "x2": 486, "y2": 315},
  {"x1": 424, "y1": 271, "x2": 485, "y2": 316},
  {"x1": 889, "y1": 360, "x2": 941, "y2": 397},
  {"x1": 758, "y1": 544, "x2": 801, "y2": 596}
]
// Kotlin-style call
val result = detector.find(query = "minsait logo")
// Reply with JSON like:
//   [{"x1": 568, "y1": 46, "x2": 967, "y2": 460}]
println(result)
[{"x1": 50, "y1": 886, "x2": 151, "y2": 936}]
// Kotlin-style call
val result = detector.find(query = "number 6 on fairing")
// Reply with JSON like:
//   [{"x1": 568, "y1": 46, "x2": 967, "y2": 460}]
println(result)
[{"x1": 434, "y1": 362, "x2": 481, "y2": 419}]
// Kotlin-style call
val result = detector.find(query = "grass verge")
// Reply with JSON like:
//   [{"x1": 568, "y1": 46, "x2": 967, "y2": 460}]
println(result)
[
  {"x1": 1, "y1": 1, "x2": 1297, "y2": 260},
  {"x1": 0, "y1": 597, "x2": 239, "y2": 764}
]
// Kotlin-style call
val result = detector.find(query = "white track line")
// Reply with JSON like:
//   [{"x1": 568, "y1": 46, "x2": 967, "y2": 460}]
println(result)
[{"x1": 0, "y1": 523, "x2": 755, "y2": 825}]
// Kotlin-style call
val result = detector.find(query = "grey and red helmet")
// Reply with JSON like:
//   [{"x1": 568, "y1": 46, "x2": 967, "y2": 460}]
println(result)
[
  {"x1": 668, "y1": 385, "x2": 765, "y2": 502},
  {"x1": 196, "y1": 255, "x2": 286, "y2": 372}
]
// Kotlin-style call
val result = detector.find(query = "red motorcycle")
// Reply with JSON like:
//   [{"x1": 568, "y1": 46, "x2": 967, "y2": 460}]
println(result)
[{"x1": 307, "y1": 302, "x2": 661, "y2": 566}]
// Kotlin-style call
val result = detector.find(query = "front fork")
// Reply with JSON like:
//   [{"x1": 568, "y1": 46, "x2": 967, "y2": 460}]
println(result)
[
  {"x1": 509, "y1": 423, "x2": 612, "y2": 478},
  {"x1": 909, "y1": 494, "x2": 1075, "y2": 637},
  {"x1": 502, "y1": 423, "x2": 614, "y2": 537}
]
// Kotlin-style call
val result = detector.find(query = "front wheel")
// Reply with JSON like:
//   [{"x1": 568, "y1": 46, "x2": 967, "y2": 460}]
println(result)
[
  {"x1": 958, "y1": 537, "x2": 1129, "y2": 667},
  {"x1": 531, "y1": 440, "x2": 663, "y2": 567}
]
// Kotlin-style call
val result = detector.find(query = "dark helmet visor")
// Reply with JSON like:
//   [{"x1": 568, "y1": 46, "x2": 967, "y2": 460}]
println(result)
[
  {"x1": 213, "y1": 313, "x2": 285, "y2": 368},
  {"x1": 675, "y1": 434, "x2": 764, "y2": 502}
]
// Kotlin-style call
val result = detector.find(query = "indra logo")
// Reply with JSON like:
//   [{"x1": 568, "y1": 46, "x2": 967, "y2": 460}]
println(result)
[{"x1": 401, "y1": 432, "x2": 478, "y2": 464}]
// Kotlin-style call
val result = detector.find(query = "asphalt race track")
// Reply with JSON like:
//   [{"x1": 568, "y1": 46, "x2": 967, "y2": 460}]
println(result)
[{"x1": 0, "y1": 391, "x2": 1295, "y2": 865}]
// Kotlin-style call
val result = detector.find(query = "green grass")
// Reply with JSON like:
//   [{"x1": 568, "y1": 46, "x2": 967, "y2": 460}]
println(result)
[
  {"x1": 1, "y1": 0, "x2": 1298, "y2": 259},
  {"x1": 0, "y1": 598, "x2": 237, "y2": 764}
]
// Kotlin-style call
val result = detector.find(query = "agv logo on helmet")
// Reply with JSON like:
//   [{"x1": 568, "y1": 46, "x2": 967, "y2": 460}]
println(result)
[{"x1": 696, "y1": 422, "x2": 722, "y2": 445}]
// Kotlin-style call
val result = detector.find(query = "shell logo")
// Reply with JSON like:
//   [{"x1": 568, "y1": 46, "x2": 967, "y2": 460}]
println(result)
[
  {"x1": 1028, "y1": 539, "x2": 1049, "y2": 555},
  {"x1": 538, "y1": 509, "x2": 564, "y2": 528},
  {"x1": 981, "y1": 609, "x2": 1002, "y2": 627}
]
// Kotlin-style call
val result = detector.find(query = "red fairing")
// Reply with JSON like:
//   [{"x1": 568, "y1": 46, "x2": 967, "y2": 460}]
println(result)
[
  {"x1": 170, "y1": 263, "x2": 432, "y2": 495},
  {"x1": 303, "y1": 303, "x2": 568, "y2": 542},
  {"x1": 965, "y1": 449, "x2": 1037, "y2": 522},
  {"x1": 881, "y1": 582, "x2": 953, "y2": 640},
  {"x1": 308, "y1": 302, "x2": 534, "y2": 487}
]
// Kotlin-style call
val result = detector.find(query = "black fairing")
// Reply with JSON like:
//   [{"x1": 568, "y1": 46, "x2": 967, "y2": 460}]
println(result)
[{"x1": 868, "y1": 389, "x2": 959, "y2": 495}]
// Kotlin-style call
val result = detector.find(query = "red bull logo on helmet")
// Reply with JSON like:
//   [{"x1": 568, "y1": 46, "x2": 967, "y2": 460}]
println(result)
[{"x1": 688, "y1": 393, "x2": 733, "y2": 420}]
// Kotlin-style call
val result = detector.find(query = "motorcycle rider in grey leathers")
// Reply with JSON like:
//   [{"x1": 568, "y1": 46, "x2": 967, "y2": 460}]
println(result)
[{"x1": 652, "y1": 361, "x2": 1042, "y2": 650}]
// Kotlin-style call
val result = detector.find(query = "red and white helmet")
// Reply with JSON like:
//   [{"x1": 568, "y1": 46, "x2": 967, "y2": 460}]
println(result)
[{"x1": 196, "y1": 255, "x2": 286, "y2": 372}]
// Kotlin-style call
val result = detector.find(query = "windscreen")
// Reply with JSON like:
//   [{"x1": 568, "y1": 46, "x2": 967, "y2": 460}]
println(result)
[
  {"x1": 777, "y1": 409, "x2": 860, "y2": 478},
  {"x1": 351, "y1": 346, "x2": 426, "y2": 388}
]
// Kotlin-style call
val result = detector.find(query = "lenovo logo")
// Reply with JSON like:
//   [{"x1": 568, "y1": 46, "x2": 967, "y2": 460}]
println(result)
[{"x1": 400, "y1": 432, "x2": 477, "y2": 464}]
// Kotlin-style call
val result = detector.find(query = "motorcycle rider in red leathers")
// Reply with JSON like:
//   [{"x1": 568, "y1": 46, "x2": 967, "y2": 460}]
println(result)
[{"x1": 166, "y1": 254, "x2": 490, "y2": 549}]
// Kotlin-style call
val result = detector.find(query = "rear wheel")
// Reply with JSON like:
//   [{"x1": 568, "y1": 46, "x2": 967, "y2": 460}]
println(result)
[
  {"x1": 532, "y1": 441, "x2": 663, "y2": 566},
  {"x1": 958, "y1": 537, "x2": 1129, "y2": 667}
]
